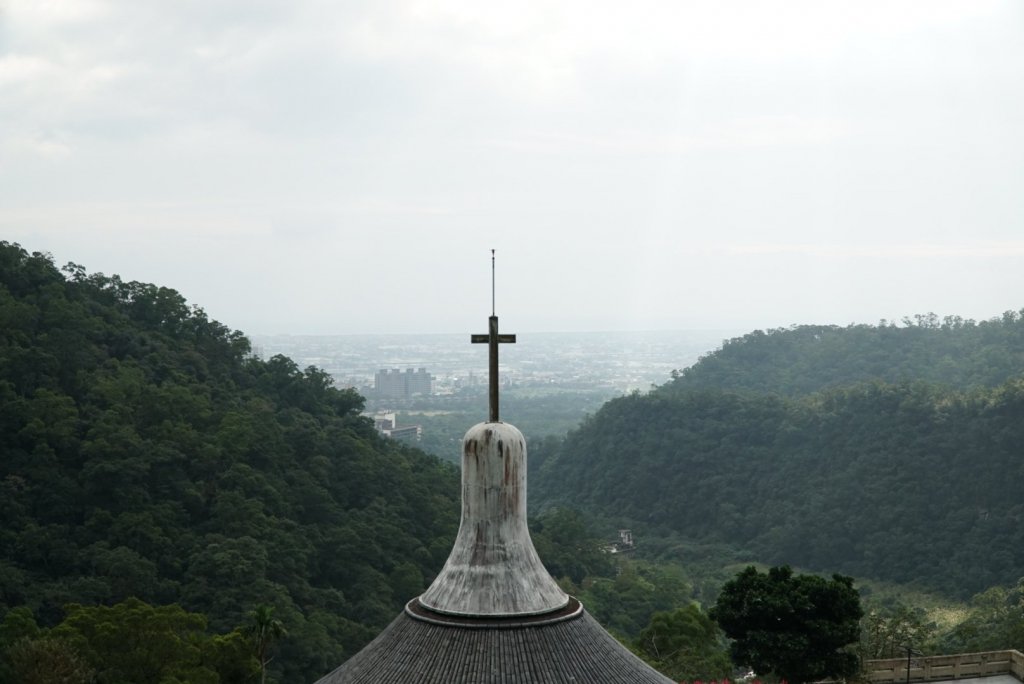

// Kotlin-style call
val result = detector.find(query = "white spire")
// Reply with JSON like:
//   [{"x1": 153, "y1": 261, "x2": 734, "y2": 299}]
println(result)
[{"x1": 418, "y1": 421, "x2": 569, "y2": 616}]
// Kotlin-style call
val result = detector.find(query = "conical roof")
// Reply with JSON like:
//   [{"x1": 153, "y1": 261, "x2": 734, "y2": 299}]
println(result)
[
  {"x1": 316, "y1": 600, "x2": 671, "y2": 683},
  {"x1": 314, "y1": 421, "x2": 673, "y2": 683}
]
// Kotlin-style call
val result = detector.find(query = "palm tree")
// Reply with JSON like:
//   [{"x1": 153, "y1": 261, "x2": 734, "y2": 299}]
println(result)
[{"x1": 244, "y1": 605, "x2": 287, "y2": 684}]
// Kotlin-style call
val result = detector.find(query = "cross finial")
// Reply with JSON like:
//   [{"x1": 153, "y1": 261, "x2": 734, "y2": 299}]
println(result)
[{"x1": 471, "y1": 250, "x2": 515, "y2": 422}]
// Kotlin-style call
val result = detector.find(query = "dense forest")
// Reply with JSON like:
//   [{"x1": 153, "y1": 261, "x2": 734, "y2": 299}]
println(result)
[
  {"x1": 665, "y1": 314, "x2": 1024, "y2": 395},
  {"x1": 0, "y1": 242, "x2": 462, "y2": 681},
  {"x1": 534, "y1": 314, "x2": 1024, "y2": 598}
]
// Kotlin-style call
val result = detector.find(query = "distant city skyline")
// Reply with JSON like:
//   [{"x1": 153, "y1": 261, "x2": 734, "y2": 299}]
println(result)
[
  {"x1": 4, "y1": 1, "x2": 1022, "y2": 335},
  {"x1": 253, "y1": 329, "x2": 727, "y2": 396}
]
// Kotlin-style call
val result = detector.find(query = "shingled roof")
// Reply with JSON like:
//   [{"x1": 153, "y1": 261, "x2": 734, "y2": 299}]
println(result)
[{"x1": 316, "y1": 598, "x2": 673, "y2": 683}]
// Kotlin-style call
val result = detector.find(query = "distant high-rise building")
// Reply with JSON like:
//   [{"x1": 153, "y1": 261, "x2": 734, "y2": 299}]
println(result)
[{"x1": 374, "y1": 368, "x2": 432, "y2": 399}]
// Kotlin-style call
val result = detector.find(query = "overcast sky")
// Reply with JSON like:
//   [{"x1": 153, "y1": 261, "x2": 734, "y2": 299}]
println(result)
[{"x1": 2, "y1": 0, "x2": 1022, "y2": 335}]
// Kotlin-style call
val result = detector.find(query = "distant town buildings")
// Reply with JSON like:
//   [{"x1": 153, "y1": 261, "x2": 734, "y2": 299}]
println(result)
[
  {"x1": 252, "y1": 330, "x2": 735, "y2": 401},
  {"x1": 374, "y1": 368, "x2": 432, "y2": 399}
]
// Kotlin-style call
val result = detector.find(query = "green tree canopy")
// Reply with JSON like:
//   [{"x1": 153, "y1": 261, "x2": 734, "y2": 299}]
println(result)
[
  {"x1": 710, "y1": 565, "x2": 863, "y2": 684},
  {"x1": 5, "y1": 636, "x2": 94, "y2": 684},
  {"x1": 244, "y1": 605, "x2": 287, "y2": 684},
  {"x1": 663, "y1": 314, "x2": 1024, "y2": 396},
  {"x1": 938, "y1": 579, "x2": 1024, "y2": 653},
  {"x1": 634, "y1": 604, "x2": 732, "y2": 681},
  {"x1": 860, "y1": 601, "x2": 935, "y2": 659},
  {"x1": 534, "y1": 375, "x2": 1024, "y2": 597},
  {"x1": 0, "y1": 242, "x2": 461, "y2": 680},
  {"x1": 529, "y1": 508, "x2": 614, "y2": 586},
  {"x1": 1, "y1": 599, "x2": 260, "y2": 684},
  {"x1": 51, "y1": 598, "x2": 222, "y2": 684}
]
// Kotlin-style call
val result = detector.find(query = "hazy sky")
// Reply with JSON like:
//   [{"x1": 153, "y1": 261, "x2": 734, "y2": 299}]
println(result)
[{"x1": 3, "y1": 0, "x2": 1022, "y2": 334}]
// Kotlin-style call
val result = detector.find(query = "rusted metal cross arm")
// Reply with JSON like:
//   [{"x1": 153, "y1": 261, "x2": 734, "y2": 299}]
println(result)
[
  {"x1": 472, "y1": 316, "x2": 516, "y2": 422},
  {"x1": 470, "y1": 334, "x2": 517, "y2": 343}
]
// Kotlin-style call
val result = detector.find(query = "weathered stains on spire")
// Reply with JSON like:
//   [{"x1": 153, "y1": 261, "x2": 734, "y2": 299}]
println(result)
[{"x1": 417, "y1": 422, "x2": 569, "y2": 617}]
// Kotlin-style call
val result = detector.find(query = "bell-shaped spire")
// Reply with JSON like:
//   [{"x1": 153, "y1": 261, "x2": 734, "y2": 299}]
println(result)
[{"x1": 418, "y1": 421, "x2": 569, "y2": 616}]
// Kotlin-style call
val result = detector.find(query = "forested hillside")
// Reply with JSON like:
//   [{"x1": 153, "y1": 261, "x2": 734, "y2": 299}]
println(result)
[
  {"x1": 0, "y1": 243, "x2": 461, "y2": 681},
  {"x1": 534, "y1": 314, "x2": 1024, "y2": 598},
  {"x1": 665, "y1": 314, "x2": 1024, "y2": 396}
]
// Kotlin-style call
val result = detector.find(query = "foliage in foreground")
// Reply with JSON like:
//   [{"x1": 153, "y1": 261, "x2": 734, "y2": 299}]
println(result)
[
  {"x1": 634, "y1": 604, "x2": 732, "y2": 681},
  {"x1": 0, "y1": 598, "x2": 258, "y2": 684},
  {"x1": 710, "y1": 565, "x2": 862, "y2": 684}
]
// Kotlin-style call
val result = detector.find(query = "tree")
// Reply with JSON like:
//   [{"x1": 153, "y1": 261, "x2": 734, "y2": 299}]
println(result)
[
  {"x1": 710, "y1": 565, "x2": 863, "y2": 683},
  {"x1": 6, "y1": 637, "x2": 94, "y2": 684},
  {"x1": 201, "y1": 630, "x2": 261, "y2": 684},
  {"x1": 634, "y1": 604, "x2": 732, "y2": 681},
  {"x1": 244, "y1": 605, "x2": 287, "y2": 684},
  {"x1": 580, "y1": 562, "x2": 692, "y2": 637},
  {"x1": 861, "y1": 601, "x2": 935, "y2": 659},
  {"x1": 50, "y1": 598, "x2": 221, "y2": 683},
  {"x1": 530, "y1": 508, "x2": 614, "y2": 585},
  {"x1": 938, "y1": 580, "x2": 1024, "y2": 653}
]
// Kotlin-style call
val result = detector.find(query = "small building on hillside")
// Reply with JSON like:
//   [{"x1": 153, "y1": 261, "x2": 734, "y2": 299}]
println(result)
[
  {"x1": 370, "y1": 411, "x2": 422, "y2": 442},
  {"x1": 606, "y1": 528, "x2": 636, "y2": 554}
]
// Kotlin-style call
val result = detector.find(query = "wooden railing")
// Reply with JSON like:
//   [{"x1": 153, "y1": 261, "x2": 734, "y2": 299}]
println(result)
[{"x1": 864, "y1": 650, "x2": 1024, "y2": 683}]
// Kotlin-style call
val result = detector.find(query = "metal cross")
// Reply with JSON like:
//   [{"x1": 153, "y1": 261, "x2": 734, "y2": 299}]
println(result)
[{"x1": 471, "y1": 250, "x2": 515, "y2": 422}]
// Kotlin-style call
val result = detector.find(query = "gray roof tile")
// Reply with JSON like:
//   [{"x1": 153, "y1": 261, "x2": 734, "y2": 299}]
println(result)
[{"x1": 315, "y1": 607, "x2": 674, "y2": 683}]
